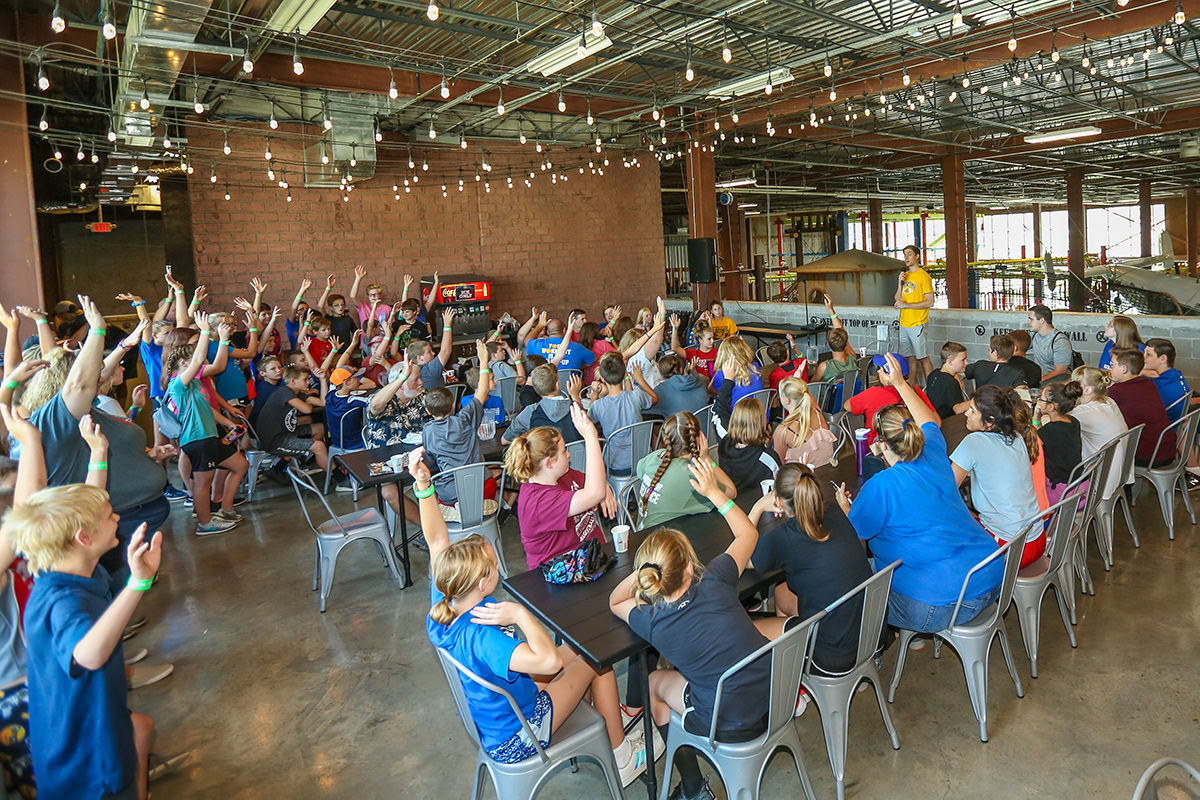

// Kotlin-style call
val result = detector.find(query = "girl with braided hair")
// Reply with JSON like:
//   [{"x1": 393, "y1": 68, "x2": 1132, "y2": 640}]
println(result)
[
  {"x1": 951, "y1": 384, "x2": 1046, "y2": 568},
  {"x1": 634, "y1": 411, "x2": 736, "y2": 529}
]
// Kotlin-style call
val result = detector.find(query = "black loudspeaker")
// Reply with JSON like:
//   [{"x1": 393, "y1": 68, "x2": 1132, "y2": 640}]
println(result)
[{"x1": 687, "y1": 237, "x2": 718, "y2": 283}]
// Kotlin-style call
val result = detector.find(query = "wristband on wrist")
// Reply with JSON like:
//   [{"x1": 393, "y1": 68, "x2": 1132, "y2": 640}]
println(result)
[
  {"x1": 249, "y1": 327, "x2": 259, "y2": 332},
  {"x1": 830, "y1": 312, "x2": 840, "y2": 319},
  {"x1": 87, "y1": 461, "x2": 108, "y2": 471},
  {"x1": 91, "y1": 328, "x2": 106, "y2": 336},
  {"x1": 2, "y1": 379, "x2": 19, "y2": 390},
  {"x1": 175, "y1": 289, "x2": 184, "y2": 295},
  {"x1": 219, "y1": 340, "x2": 231, "y2": 346},
  {"x1": 295, "y1": 294, "x2": 304, "y2": 301},
  {"x1": 127, "y1": 576, "x2": 153, "y2": 592},
  {"x1": 36, "y1": 318, "x2": 47, "y2": 325},
  {"x1": 414, "y1": 484, "x2": 436, "y2": 499},
  {"x1": 132, "y1": 301, "x2": 145, "y2": 307},
  {"x1": 717, "y1": 499, "x2": 736, "y2": 517}
]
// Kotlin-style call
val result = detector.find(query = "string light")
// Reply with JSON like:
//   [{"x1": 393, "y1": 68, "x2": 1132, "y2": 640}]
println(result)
[
  {"x1": 292, "y1": 34, "x2": 304, "y2": 75},
  {"x1": 223, "y1": 131, "x2": 231, "y2": 155},
  {"x1": 349, "y1": 144, "x2": 357, "y2": 167},
  {"x1": 722, "y1": 20, "x2": 732, "y2": 63},
  {"x1": 439, "y1": 64, "x2": 450, "y2": 99},
  {"x1": 210, "y1": 163, "x2": 217, "y2": 183},
  {"x1": 140, "y1": 81, "x2": 151, "y2": 110},
  {"x1": 586, "y1": 100, "x2": 594, "y2": 127},
  {"x1": 1051, "y1": 28, "x2": 1060, "y2": 62},
  {"x1": 264, "y1": 137, "x2": 272, "y2": 160},
  {"x1": 101, "y1": 0, "x2": 116, "y2": 39},
  {"x1": 577, "y1": 34, "x2": 587, "y2": 58},
  {"x1": 162, "y1": 128, "x2": 172, "y2": 149},
  {"x1": 1174, "y1": 0, "x2": 1185, "y2": 25},
  {"x1": 242, "y1": 41, "x2": 254, "y2": 74},
  {"x1": 36, "y1": 60, "x2": 49, "y2": 91},
  {"x1": 1008, "y1": 14, "x2": 1017, "y2": 52},
  {"x1": 496, "y1": 84, "x2": 505, "y2": 115},
  {"x1": 428, "y1": 118, "x2": 437, "y2": 139},
  {"x1": 952, "y1": 1, "x2": 963, "y2": 27},
  {"x1": 685, "y1": 56, "x2": 694, "y2": 82},
  {"x1": 388, "y1": 67, "x2": 398, "y2": 100},
  {"x1": 51, "y1": 0, "x2": 65, "y2": 32},
  {"x1": 422, "y1": 153, "x2": 429, "y2": 171},
  {"x1": 823, "y1": 48, "x2": 832, "y2": 78},
  {"x1": 459, "y1": 131, "x2": 468, "y2": 149},
  {"x1": 426, "y1": 2, "x2": 439, "y2": 21},
  {"x1": 518, "y1": 123, "x2": 527, "y2": 145},
  {"x1": 76, "y1": 138, "x2": 84, "y2": 160},
  {"x1": 591, "y1": 7, "x2": 604, "y2": 38},
  {"x1": 902, "y1": 64, "x2": 911, "y2": 87},
  {"x1": 557, "y1": 89, "x2": 566, "y2": 113},
  {"x1": 107, "y1": 120, "x2": 117, "y2": 142}
]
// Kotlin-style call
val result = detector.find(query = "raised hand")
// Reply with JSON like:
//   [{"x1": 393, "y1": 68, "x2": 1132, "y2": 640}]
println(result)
[
  {"x1": 115, "y1": 293, "x2": 143, "y2": 304},
  {"x1": 8, "y1": 359, "x2": 49, "y2": 384},
  {"x1": 329, "y1": 336, "x2": 344, "y2": 352},
  {"x1": 529, "y1": 306, "x2": 540, "y2": 321},
  {"x1": 78, "y1": 413, "x2": 108, "y2": 451},
  {"x1": 822, "y1": 293, "x2": 834, "y2": 311},
  {"x1": 217, "y1": 321, "x2": 234, "y2": 342},
  {"x1": 299, "y1": 277, "x2": 314, "y2": 293},
  {"x1": 403, "y1": 273, "x2": 414, "y2": 288},
  {"x1": 126, "y1": 524, "x2": 164, "y2": 582},
  {"x1": 243, "y1": 311, "x2": 257, "y2": 331},
  {"x1": 324, "y1": 274, "x2": 335, "y2": 289},
  {"x1": 669, "y1": 313, "x2": 681, "y2": 329},
  {"x1": 233, "y1": 296, "x2": 255, "y2": 313},
  {"x1": 194, "y1": 313, "x2": 211, "y2": 333},
  {"x1": 192, "y1": 285, "x2": 208, "y2": 306},
  {"x1": 407, "y1": 446, "x2": 432, "y2": 484},
  {"x1": 15, "y1": 306, "x2": 47, "y2": 322},
  {"x1": 131, "y1": 384, "x2": 148, "y2": 409},
  {"x1": 686, "y1": 456, "x2": 724, "y2": 500},
  {"x1": 442, "y1": 307, "x2": 457, "y2": 326},
  {"x1": 122, "y1": 318, "x2": 149, "y2": 348},
  {"x1": 0, "y1": 404, "x2": 39, "y2": 445},
  {"x1": 77, "y1": 294, "x2": 106, "y2": 331},
  {"x1": 475, "y1": 339, "x2": 489, "y2": 363},
  {"x1": 877, "y1": 352, "x2": 906, "y2": 387},
  {"x1": 611, "y1": 304, "x2": 621, "y2": 320},
  {"x1": 164, "y1": 271, "x2": 183, "y2": 291},
  {"x1": 569, "y1": 400, "x2": 597, "y2": 440},
  {"x1": 353, "y1": 265, "x2": 367, "y2": 279},
  {"x1": 251, "y1": 276, "x2": 268, "y2": 294}
]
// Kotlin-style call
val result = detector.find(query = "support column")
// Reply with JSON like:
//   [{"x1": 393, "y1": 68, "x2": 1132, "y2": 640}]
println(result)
[
  {"x1": 1139, "y1": 180, "x2": 1153, "y2": 258},
  {"x1": 1188, "y1": 187, "x2": 1198, "y2": 278},
  {"x1": 965, "y1": 202, "x2": 977, "y2": 262},
  {"x1": 941, "y1": 155, "x2": 968, "y2": 308},
  {"x1": 0, "y1": 8, "x2": 44, "y2": 307},
  {"x1": 1031, "y1": 203, "x2": 1042, "y2": 259},
  {"x1": 686, "y1": 142, "x2": 718, "y2": 309},
  {"x1": 869, "y1": 198, "x2": 884, "y2": 254},
  {"x1": 1067, "y1": 169, "x2": 1086, "y2": 311}
]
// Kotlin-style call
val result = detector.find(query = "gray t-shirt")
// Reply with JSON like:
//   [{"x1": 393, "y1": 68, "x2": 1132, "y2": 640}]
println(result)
[
  {"x1": 950, "y1": 431, "x2": 1041, "y2": 543},
  {"x1": 589, "y1": 389, "x2": 652, "y2": 474},
  {"x1": 422, "y1": 397, "x2": 484, "y2": 505},
  {"x1": 31, "y1": 394, "x2": 167, "y2": 511},
  {"x1": 1031, "y1": 329, "x2": 1072, "y2": 381},
  {"x1": 419, "y1": 356, "x2": 446, "y2": 389},
  {"x1": 490, "y1": 359, "x2": 517, "y2": 382}
]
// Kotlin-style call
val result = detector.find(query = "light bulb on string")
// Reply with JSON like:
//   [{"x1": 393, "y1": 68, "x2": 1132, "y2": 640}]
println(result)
[
  {"x1": 76, "y1": 138, "x2": 84, "y2": 160},
  {"x1": 210, "y1": 163, "x2": 217, "y2": 183},
  {"x1": 1008, "y1": 15, "x2": 1017, "y2": 52},
  {"x1": 1174, "y1": 1, "x2": 1185, "y2": 25},
  {"x1": 721, "y1": 21, "x2": 732, "y2": 62},
  {"x1": 460, "y1": 132, "x2": 468, "y2": 149},
  {"x1": 107, "y1": 121, "x2": 117, "y2": 142},
  {"x1": 51, "y1": 1, "x2": 65, "y2": 32},
  {"x1": 349, "y1": 145, "x2": 357, "y2": 167},
  {"x1": 101, "y1": 1, "x2": 116, "y2": 39},
  {"x1": 407, "y1": 148, "x2": 415, "y2": 169},
  {"x1": 223, "y1": 131, "x2": 231, "y2": 156},
  {"x1": 823, "y1": 53, "x2": 832, "y2": 78},
  {"x1": 428, "y1": 118, "x2": 437, "y2": 139},
  {"x1": 267, "y1": 167, "x2": 275, "y2": 181},
  {"x1": 292, "y1": 34, "x2": 304, "y2": 75},
  {"x1": 90, "y1": 149, "x2": 98, "y2": 163},
  {"x1": 1051, "y1": 28, "x2": 1060, "y2": 62},
  {"x1": 388, "y1": 66, "x2": 398, "y2": 100},
  {"x1": 592, "y1": 9, "x2": 603, "y2": 38},
  {"x1": 1081, "y1": 35, "x2": 1090, "y2": 67},
  {"x1": 426, "y1": 2, "x2": 438, "y2": 21},
  {"x1": 518, "y1": 124, "x2": 527, "y2": 145},
  {"x1": 36, "y1": 61, "x2": 49, "y2": 92},
  {"x1": 829, "y1": 85, "x2": 837, "y2": 101},
  {"x1": 422, "y1": 153, "x2": 429, "y2": 171},
  {"x1": 242, "y1": 42, "x2": 254, "y2": 74},
  {"x1": 374, "y1": 120, "x2": 382, "y2": 142},
  {"x1": 962, "y1": 75, "x2": 970, "y2": 88},
  {"x1": 586, "y1": 100, "x2": 594, "y2": 126},
  {"x1": 952, "y1": 1, "x2": 963, "y2": 27},
  {"x1": 140, "y1": 82, "x2": 151, "y2": 110},
  {"x1": 38, "y1": 107, "x2": 48, "y2": 131},
  {"x1": 264, "y1": 137, "x2": 272, "y2": 160},
  {"x1": 162, "y1": 129, "x2": 172, "y2": 149},
  {"x1": 902, "y1": 65, "x2": 911, "y2": 86},
  {"x1": 557, "y1": 89, "x2": 566, "y2": 113},
  {"x1": 685, "y1": 59, "x2": 694, "y2": 82},
  {"x1": 52, "y1": 143, "x2": 62, "y2": 159}
]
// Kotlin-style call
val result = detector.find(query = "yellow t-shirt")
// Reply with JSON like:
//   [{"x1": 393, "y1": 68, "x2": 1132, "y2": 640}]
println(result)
[
  {"x1": 899, "y1": 268, "x2": 933, "y2": 328},
  {"x1": 710, "y1": 316, "x2": 738, "y2": 340}
]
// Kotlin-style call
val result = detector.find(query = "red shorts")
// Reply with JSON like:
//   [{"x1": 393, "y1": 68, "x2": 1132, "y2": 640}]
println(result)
[
  {"x1": 988, "y1": 528, "x2": 1046, "y2": 569},
  {"x1": 437, "y1": 476, "x2": 498, "y2": 507}
]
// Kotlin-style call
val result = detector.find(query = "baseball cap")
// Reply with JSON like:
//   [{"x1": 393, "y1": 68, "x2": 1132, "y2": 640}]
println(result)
[
  {"x1": 329, "y1": 367, "x2": 354, "y2": 387},
  {"x1": 871, "y1": 353, "x2": 910, "y2": 378},
  {"x1": 387, "y1": 364, "x2": 407, "y2": 384},
  {"x1": 54, "y1": 300, "x2": 80, "y2": 315}
]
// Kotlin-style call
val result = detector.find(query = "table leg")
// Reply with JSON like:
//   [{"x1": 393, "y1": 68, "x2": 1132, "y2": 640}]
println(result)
[
  {"x1": 377, "y1": 485, "x2": 412, "y2": 588},
  {"x1": 639, "y1": 648, "x2": 658, "y2": 800}
]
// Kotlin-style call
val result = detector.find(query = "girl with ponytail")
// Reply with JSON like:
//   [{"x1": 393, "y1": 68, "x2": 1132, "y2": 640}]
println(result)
[
  {"x1": 837, "y1": 353, "x2": 1004, "y2": 635},
  {"x1": 635, "y1": 411, "x2": 736, "y2": 528},
  {"x1": 418, "y1": 449, "x2": 647, "y2": 783},
  {"x1": 772, "y1": 376, "x2": 837, "y2": 467},
  {"x1": 1034, "y1": 381, "x2": 1085, "y2": 505},
  {"x1": 951, "y1": 384, "x2": 1045, "y2": 568},
  {"x1": 1068, "y1": 365, "x2": 1130, "y2": 498},
  {"x1": 610, "y1": 459, "x2": 789, "y2": 800},
  {"x1": 745, "y1": 463, "x2": 875, "y2": 675}
]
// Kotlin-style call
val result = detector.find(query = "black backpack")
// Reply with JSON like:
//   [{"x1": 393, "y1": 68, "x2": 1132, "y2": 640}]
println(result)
[{"x1": 1053, "y1": 330, "x2": 1086, "y2": 371}]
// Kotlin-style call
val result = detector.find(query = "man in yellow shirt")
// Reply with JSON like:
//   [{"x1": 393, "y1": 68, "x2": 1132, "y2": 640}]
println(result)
[{"x1": 894, "y1": 244, "x2": 934, "y2": 382}]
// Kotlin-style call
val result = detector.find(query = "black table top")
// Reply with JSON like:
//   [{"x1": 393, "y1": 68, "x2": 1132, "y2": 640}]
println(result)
[
  {"x1": 336, "y1": 431, "x2": 507, "y2": 490},
  {"x1": 738, "y1": 322, "x2": 832, "y2": 338}
]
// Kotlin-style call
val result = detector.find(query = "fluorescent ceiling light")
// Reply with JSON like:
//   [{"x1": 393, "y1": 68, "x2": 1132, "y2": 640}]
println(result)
[
  {"x1": 1023, "y1": 125, "x2": 1102, "y2": 144},
  {"x1": 706, "y1": 67, "x2": 794, "y2": 99},
  {"x1": 743, "y1": 211, "x2": 762, "y2": 215},
  {"x1": 263, "y1": 0, "x2": 337, "y2": 36},
  {"x1": 524, "y1": 32, "x2": 613, "y2": 77},
  {"x1": 716, "y1": 176, "x2": 757, "y2": 188},
  {"x1": 737, "y1": 203, "x2": 758, "y2": 208}
]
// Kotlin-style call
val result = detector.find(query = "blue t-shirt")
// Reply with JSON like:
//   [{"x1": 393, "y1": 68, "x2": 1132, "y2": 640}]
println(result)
[
  {"x1": 285, "y1": 317, "x2": 301, "y2": 348},
  {"x1": 419, "y1": 357, "x2": 446, "y2": 389},
  {"x1": 249, "y1": 378, "x2": 280, "y2": 427},
  {"x1": 524, "y1": 337, "x2": 596, "y2": 373},
  {"x1": 1097, "y1": 340, "x2": 1144, "y2": 371},
  {"x1": 425, "y1": 585, "x2": 537, "y2": 751},
  {"x1": 848, "y1": 422, "x2": 1003, "y2": 606},
  {"x1": 140, "y1": 340, "x2": 165, "y2": 398},
  {"x1": 461, "y1": 392, "x2": 506, "y2": 425},
  {"x1": 207, "y1": 342, "x2": 249, "y2": 401},
  {"x1": 25, "y1": 567, "x2": 136, "y2": 799},
  {"x1": 326, "y1": 391, "x2": 369, "y2": 450},
  {"x1": 711, "y1": 369, "x2": 764, "y2": 410},
  {"x1": 167, "y1": 377, "x2": 218, "y2": 446},
  {"x1": 1152, "y1": 368, "x2": 1191, "y2": 423}
]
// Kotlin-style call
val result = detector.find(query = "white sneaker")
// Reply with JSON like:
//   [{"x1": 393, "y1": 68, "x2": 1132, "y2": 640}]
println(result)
[
  {"x1": 196, "y1": 518, "x2": 237, "y2": 536},
  {"x1": 794, "y1": 688, "x2": 810, "y2": 717},
  {"x1": 129, "y1": 662, "x2": 174, "y2": 689},
  {"x1": 124, "y1": 647, "x2": 148, "y2": 666},
  {"x1": 617, "y1": 727, "x2": 649, "y2": 786}
]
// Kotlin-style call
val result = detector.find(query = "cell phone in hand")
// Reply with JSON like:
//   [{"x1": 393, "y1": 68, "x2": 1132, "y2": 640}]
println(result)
[{"x1": 408, "y1": 449, "x2": 424, "y2": 470}]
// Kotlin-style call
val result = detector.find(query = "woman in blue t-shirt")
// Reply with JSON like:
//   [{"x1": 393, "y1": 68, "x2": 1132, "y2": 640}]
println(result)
[
  {"x1": 835, "y1": 354, "x2": 1003, "y2": 634},
  {"x1": 1097, "y1": 315, "x2": 1144, "y2": 370},
  {"x1": 415, "y1": 449, "x2": 646, "y2": 785}
]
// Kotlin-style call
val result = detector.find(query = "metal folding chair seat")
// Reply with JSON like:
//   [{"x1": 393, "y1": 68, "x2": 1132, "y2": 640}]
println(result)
[{"x1": 1132, "y1": 409, "x2": 1200, "y2": 541}]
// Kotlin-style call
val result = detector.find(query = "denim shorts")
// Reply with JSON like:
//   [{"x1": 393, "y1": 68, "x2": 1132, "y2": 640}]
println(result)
[{"x1": 887, "y1": 586, "x2": 1001, "y2": 633}]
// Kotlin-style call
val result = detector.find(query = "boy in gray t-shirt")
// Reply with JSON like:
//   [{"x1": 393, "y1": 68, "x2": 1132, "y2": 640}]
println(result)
[
  {"x1": 421, "y1": 341, "x2": 493, "y2": 505},
  {"x1": 587, "y1": 353, "x2": 657, "y2": 475},
  {"x1": 409, "y1": 307, "x2": 458, "y2": 390}
]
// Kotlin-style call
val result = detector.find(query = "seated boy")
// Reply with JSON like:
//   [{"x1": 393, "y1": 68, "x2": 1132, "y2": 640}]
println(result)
[
  {"x1": 1006, "y1": 328, "x2": 1043, "y2": 390},
  {"x1": 503, "y1": 363, "x2": 580, "y2": 444},
  {"x1": 845, "y1": 354, "x2": 938, "y2": 443},
  {"x1": 814, "y1": 293, "x2": 858, "y2": 383},
  {"x1": 461, "y1": 366, "x2": 506, "y2": 424},
  {"x1": 422, "y1": 341, "x2": 499, "y2": 521},
  {"x1": 8, "y1": 484, "x2": 162, "y2": 800},
  {"x1": 517, "y1": 354, "x2": 547, "y2": 409},
  {"x1": 765, "y1": 338, "x2": 808, "y2": 390},
  {"x1": 325, "y1": 367, "x2": 371, "y2": 452},
  {"x1": 1142, "y1": 337, "x2": 1194, "y2": 423},
  {"x1": 249, "y1": 355, "x2": 283, "y2": 428},
  {"x1": 924, "y1": 341, "x2": 970, "y2": 419},
  {"x1": 407, "y1": 308, "x2": 457, "y2": 390},
  {"x1": 305, "y1": 316, "x2": 335, "y2": 365},
  {"x1": 256, "y1": 365, "x2": 329, "y2": 470},
  {"x1": 587, "y1": 353, "x2": 657, "y2": 474},
  {"x1": 964, "y1": 334, "x2": 1028, "y2": 392},
  {"x1": 1108, "y1": 348, "x2": 1175, "y2": 466}
]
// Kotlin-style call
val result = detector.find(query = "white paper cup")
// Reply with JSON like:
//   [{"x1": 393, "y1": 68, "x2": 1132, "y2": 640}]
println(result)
[
  {"x1": 611, "y1": 525, "x2": 631, "y2": 553},
  {"x1": 760, "y1": 479, "x2": 775, "y2": 497},
  {"x1": 388, "y1": 454, "x2": 405, "y2": 473}
]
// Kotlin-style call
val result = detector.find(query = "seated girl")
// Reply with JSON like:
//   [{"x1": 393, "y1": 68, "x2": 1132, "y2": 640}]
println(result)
[
  {"x1": 717, "y1": 397, "x2": 781, "y2": 498},
  {"x1": 505, "y1": 405, "x2": 617, "y2": 571},
  {"x1": 710, "y1": 337, "x2": 762, "y2": 437},
  {"x1": 416, "y1": 449, "x2": 647, "y2": 785},
  {"x1": 747, "y1": 462, "x2": 877, "y2": 676},
  {"x1": 1068, "y1": 366, "x2": 1129, "y2": 499},
  {"x1": 609, "y1": 460, "x2": 793, "y2": 800},
  {"x1": 1034, "y1": 381, "x2": 1084, "y2": 505},
  {"x1": 636, "y1": 411, "x2": 736, "y2": 529},
  {"x1": 650, "y1": 355, "x2": 709, "y2": 418},
  {"x1": 950, "y1": 385, "x2": 1045, "y2": 569},
  {"x1": 836, "y1": 354, "x2": 1004, "y2": 634},
  {"x1": 772, "y1": 376, "x2": 837, "y2": 467}
]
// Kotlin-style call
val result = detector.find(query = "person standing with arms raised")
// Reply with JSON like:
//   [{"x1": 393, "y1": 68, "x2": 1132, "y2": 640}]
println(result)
[{"x1": 894, "y1": 244, "x2": 934, "y2": 384}]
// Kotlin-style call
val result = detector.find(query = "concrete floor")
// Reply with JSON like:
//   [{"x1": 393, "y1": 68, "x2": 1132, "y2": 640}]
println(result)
[{"x1": 134, "y1": 480, "x2": 1200, "y2": 800}]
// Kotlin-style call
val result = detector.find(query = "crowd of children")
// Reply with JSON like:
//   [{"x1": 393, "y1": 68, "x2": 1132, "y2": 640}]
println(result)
[{"x1": 0, "y1": 265, "x2": 1195, "y2": 800}]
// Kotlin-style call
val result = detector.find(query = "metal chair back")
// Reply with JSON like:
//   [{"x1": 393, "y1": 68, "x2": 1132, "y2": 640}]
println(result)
[
  {"x1": 289, "y1": 465, "x2": 353, "y2": 537},
  {"x1": 438, "y1": 461, "x2": 506, "y2": 529},
  {"x1": 436, "y1": 647, "x2": 547, "y2": 760},
  {"x1": 1132, "y1": 757, "x2": 1200, "y2": 800},
  {"x1": 558, "y1": 368, "x2": 582, "y2": 396},
  {"x1": 565, "y1": 438, "x2": 589, "y2": 473},
  {"x1": 600, "y1": 419, "x2": 658, "y2": 476},
  {"x1": 616, "y1": 475, "x2": 648, "y2": 530},
  {"x1": 742, "y1": 388, "x2": 777, "y2": 422},
  {"x1": 495, "y1": 374, "x2": 520, "y2": 416},
  {"x1": 694, "y1": 404, "x2": 718, "y2": 446}
]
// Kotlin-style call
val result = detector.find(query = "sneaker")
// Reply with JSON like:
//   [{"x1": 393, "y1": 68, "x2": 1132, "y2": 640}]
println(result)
[
  {"x1": 195, "y1": 519, "x2": 237, "y2": 536},
  {"x1": 163, "y1": 485, "x2": 188, "y2": 502},
  {"x1": 148, "y1": 751, "x2": 190, "y2": 782},
  {"x1": 213, "y1": 509, "x2": 243, "y2": 524},
  {"x1": 122, "y1": 617, "x2": 146, "y2": 642},
  {"x1": 794, "y1": 687, "x2": 810, "y2": 717},
  {"x1": 128, "y1": 662, "x2": 174, "y2": 689},
  {"x1": 620, "y1": 703, "x2": 643, "y2": 732},
  {"x1": 183, "y1": 494, "x2": 194, "y2": 507},
  {"x1": 617, "y1": 727, "x2": 649, "y2": 787},
  {"x1": 908, "y1": 637, "x2": 926, "y2": 651},
  {"x1": 668, "y1": 779, "x2": 716, "y2": 800},
  {"x1": 124, "y1": 647, "x2": 148, "y2": 665},
  {"x1": 410, "y1": 532, "x2": 429, "y2": 552}
]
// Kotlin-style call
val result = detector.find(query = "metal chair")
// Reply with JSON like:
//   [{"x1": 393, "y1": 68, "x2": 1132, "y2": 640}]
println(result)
[
  {"x1": 495, "y1": 374, "x2": 520, "y2": 416},
  {"x1": 1164, "y1": 392, "x2": 1189, "y2": 423},
  {"x1": 743, "y1": 388, "x2": 777, "y2": 422},
  {"x1": 1089, "y1": 425, "x2": 1144, "y2": 569},
  {"x1": 323, "y1": 404, "x2": 365, "y2": 499},
  {"x1": 1132, "y1": 408, "x2": 1200, "y2": 541},
  {"x1": 601, "y1": 419, "x2": 658, "y2": 502},
  {"x1": 695, "y1": 404, "x2": 718, "y2": 447},
  {"x1": 755, "y1": 346, "x2": 772, "y2": 372},
  {"x1": 234, "y1": 416, "x2": 271, "y2": 502},
  {"x1": 437, "y1": 461, "x2": 510, "y2": 578},
  {"x1": 287, "y1": 465, "x2": 404, "y2": 612},
  {"x1": 1064, "y1": 444, "x2": 1118, "y2": 599},
  {"x1": 802, "y1": 561, "x2": 902, "y2": 800},
  {"x1": 616, "y1": 476, "x2": 648, "y2": 530},
  {"x1": 434, "y1": 648, "x2": 625, "y2": 800},
  {"x1": 1010, "y1": 485, "x2": 1093, "y2": 679},
  {"x1": 807, "y1": 381, "x2": 834, "y2": 413},
  {"x1": 446, "y1": 383, "x2": 468, "y2": 404},
  {"x1": 1131, "y1": 757, "x2": 1200, "y2": 800},
  {"x1": 657, "y1": 610, "x2": 825, "y2": 800},
  {"x1": 889, "y1": 532, "x2": 1028, "y2": 742},
  {"x1": 558, "y1": 368, "x2": 582, "y2": 396}
]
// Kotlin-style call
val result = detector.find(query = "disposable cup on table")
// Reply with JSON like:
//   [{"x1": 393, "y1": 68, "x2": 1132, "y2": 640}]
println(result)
[{"x1": 611, "y1": 525, "x2": 631, "y2": 553}]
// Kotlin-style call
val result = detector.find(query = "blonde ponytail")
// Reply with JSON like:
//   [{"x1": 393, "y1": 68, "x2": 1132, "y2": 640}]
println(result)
[
  {"x1": 778, "y1": 377, "x2": 814, "y2": 449},
  {"x1": 504, "y1": 427, "x2": 563, "y2": 482},
  {"x1": 428, "y1": 535, "x2": 495, "y2": 626},
  {"x1": 633, "y1": 529, "x2": 703, "y2": 605}
]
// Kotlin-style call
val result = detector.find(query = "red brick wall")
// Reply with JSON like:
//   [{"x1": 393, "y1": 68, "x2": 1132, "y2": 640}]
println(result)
[{"x1": 186, "y1": 124, "x2": 665, "y2": 320}]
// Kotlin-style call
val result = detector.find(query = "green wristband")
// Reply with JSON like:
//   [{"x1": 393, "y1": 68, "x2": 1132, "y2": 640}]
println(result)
[
  {"x1": 175, "y1": 289, "x2": 184, "y2": 295},
  {"x1": 127, "y1": 576, "x2": 153, "y2": 592},
  {"x1": 2, "y1": 379, "x2": 18, "y2": 390},
  {"x1": 36, "y1": 318, "x2": 47, "y2": 325},
  {"x1": 91, "y1": 328, "x2": 106, "y2": 336},
  {"x1": 219, "y1": 340, "x2": 231, "y2": 346},
  {"x1": 414, "y1": 484, "x2": 436, "y2": 499},
  {"x1": 479, "y1": 368, "x2": 491, "y2": 375},
  {"x1": 249, "y1": 327, "x2": 259, "y2": 332},
  {"x1": 87, "y1": 461, "x2": 108, "y2": 470},
  {"x1": 717, "y1": 499, "x2": 735, "y2": 517}
]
